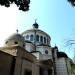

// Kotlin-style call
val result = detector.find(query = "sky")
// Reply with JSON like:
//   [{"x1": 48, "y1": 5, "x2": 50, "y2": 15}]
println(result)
[{"x1": 0, "y1": 0, "x2": 75, "y2": 59}]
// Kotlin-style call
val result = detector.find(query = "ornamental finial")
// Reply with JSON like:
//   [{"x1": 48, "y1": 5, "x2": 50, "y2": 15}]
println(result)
[
  {"x1": 16, "y1": 29, "x2": 19, "y2": 34},
  {"x1": 35, "y1": 19, "x2": 37, "y2": 23},
  {"x1": 32, "y1": 19, "x2": 39, "y2": 29}
]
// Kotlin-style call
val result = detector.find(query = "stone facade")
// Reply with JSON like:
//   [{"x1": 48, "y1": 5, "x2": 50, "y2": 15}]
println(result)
[
  {"x1": 0, "y1": 22, "x2": 73, "y2": 75},
  {"x1": 0, "y1": 50, "x2": 13, "y2": 75}
]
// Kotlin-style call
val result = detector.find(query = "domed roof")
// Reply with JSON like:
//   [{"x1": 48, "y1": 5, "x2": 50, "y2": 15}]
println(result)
[
  {"x1": 5, "y1": 33, "x2": 25, "y2": 47},
  {"x1": 21, "y1": 22, "x2": 51, "y2": 46},
  {"x1": 6, "y1": 33, "x2": 24, "y2": 41},
  {"x1": 22, "y1": 21, "x2": 50, "y2": 37},
  {"x1": 57, "y1": 52, "x2": 68, "y2": 58},
  {"x1": 22, "y1": 29, "x2": 50, "y2": 37}
]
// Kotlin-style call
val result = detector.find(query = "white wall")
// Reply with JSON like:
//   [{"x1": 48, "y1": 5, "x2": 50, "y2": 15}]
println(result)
[
  {"x1": 25, "y1": 43, "x2": 34, "y2": 52},
  {"x1": 56, "y1": 58, "x2": 72, "y2": 75},
  {"x1": 36, "y1": 46, "x2": 52, "y2": 55},
  {"x1": 23, "y1": 30, "x2": 51, "y2": 45}
]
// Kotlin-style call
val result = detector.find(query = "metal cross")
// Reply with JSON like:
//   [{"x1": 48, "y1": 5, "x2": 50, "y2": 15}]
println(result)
[{"x1": 16, "y1": 29, "x2": 19, "y2": 33}]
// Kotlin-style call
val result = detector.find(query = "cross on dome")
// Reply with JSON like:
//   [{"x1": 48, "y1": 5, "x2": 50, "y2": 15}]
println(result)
[{"x1": 16, "y1": 29, "x2": 19, "y2": 34}]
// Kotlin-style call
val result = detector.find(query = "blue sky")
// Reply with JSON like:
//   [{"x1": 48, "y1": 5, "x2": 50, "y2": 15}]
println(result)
[{"x1": 0, "y1": 0, "x2": 75, "y2": 59}]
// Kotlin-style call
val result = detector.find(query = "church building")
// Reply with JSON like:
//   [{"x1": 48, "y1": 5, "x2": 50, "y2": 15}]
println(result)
[{"x1": 0, "y1": 22, "x2": 73, "y2": 75}]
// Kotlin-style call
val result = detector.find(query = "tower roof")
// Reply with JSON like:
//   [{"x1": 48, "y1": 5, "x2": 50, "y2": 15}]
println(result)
[{"x1": 57, "y1": 52, "x2": 68, "y2": 58}]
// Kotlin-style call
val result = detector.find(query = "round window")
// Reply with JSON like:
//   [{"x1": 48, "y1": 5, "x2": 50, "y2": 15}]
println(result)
[
  {"x1": 45, "y1": 50, "x2": 48, "y2": 54},
  {"x1": 14, "y1": 41, "x2": 18, "y2": 44}
]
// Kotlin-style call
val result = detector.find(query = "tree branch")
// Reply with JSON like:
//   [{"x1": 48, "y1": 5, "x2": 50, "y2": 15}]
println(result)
[{"x1": 0, "y1": 0, "x2": 30, "y2": 11}]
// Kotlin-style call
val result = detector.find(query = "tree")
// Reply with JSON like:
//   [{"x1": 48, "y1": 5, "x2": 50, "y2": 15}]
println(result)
[
  {"x1": 0, "y1": 0, "x2": 30, "y2": 11},
  {"x1": 68, "y1": 0, "x2": 75, "y2": 6},
  {"x1": 65, "y1": 39, "x2": 75, "y2": 62},
  {"x1": 66, "y1": 40, "x2": 75, "y2": 48}
]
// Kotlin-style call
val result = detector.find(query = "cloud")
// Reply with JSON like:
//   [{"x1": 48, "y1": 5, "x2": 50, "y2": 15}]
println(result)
[{"x1": 0, "y1": 4, "x2": 18, "y2": 46}]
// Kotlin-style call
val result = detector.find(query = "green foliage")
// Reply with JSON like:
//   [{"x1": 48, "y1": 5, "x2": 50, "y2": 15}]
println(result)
[
  {"x1": 68, "y1": 0, "x2": 75, "y2": 6},
  {"x1": 71, "y1": 64, "x2": 75, "y2": 74},
  {"x1": 0, "y1": 0, "x2": 30, "y2": 11}
]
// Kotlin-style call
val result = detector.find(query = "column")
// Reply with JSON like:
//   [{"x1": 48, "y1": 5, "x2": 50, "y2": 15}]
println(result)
[{"x1": 32, "y1": 63, "x2": 40, "y2": 75}]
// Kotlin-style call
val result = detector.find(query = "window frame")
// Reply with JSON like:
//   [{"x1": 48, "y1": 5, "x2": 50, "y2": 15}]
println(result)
[
  {"x1": 36, "y1": 35, "x2": 39, "y2": 42},
  {"x1": 44, "y1": 37, "x2": 46, "y2": 44},
  {"x1": 40, "y1": 36, "x2": 43, "y2": 43},
  {"x1": 30, "y1": 34, "x2": 33, "y2": 41},
  {"x1": 26, "y1": 35, "x2": 29, "y2": 39}
]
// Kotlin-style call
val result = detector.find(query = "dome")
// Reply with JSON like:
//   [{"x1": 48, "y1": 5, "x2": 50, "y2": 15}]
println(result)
[
  {"x1": 5, "y1": 33, "x2": 25, "y2": 48},
  {"x1": 57, "y1": 52, "x2": 68, "y2": 58},
  {"x1": 22, "y1": 23, "x2": 51, "y2": 46}
]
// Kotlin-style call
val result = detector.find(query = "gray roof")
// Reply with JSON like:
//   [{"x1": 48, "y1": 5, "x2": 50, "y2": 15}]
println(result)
[
  {"x1": 6, "y1": 33, "x2": 25, "y2": 42},
  {"x1": 57, "y1": 52, "x2": 68, "y2": 58},
  {"x1": 22, "y1": 29, "x2": 50, "y2": 39}
]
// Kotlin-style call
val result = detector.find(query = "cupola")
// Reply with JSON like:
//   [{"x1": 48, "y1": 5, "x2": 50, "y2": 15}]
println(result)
[
  {"x1": 32, "y1": 20, "x2": 39, "y2": 29},
  {"x1": 4, "y1": 33, "x2": 25, "y2": 48}
]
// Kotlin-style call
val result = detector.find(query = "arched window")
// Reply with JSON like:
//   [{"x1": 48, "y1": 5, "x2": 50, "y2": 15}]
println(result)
[
  {"x1": 30, "y1": 35, "x2": 33, "y2": 41},
  {"x1": 44, "y1": 37, "x2": 46, "y2": 43},
  {"x1": 26, "y1": 35, "x2": 29, "y2": 39},
  {"x1": 14, "y1": 41, "x2": 18, "y2": 44},
  {"x1": 40, "y1": 36, "x2": 43, "y2": 43},
  {"x1": 36, "y1": 35, "x2": 39, "y2": 42},
  {"x1": 47, "y1": 38, "x2": 48, "y2": 44}
]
